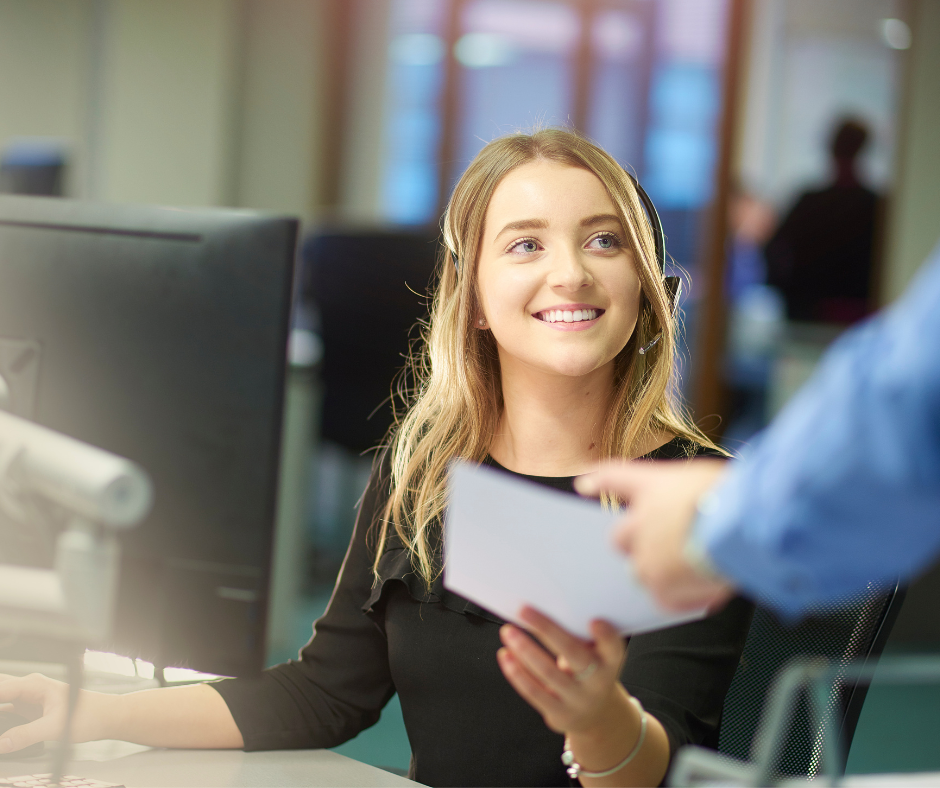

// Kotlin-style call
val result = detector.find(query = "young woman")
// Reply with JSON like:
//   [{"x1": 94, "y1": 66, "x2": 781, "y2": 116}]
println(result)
[{"x1": 0, "y1": 129, "x2": 752, "y2": 787}]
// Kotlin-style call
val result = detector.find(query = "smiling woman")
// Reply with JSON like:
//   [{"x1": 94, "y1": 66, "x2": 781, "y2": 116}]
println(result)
[
  {"x1": 0, "y1": 130, "x2": 751, "y2": 788},
  {"x1": 363, "y1": 128, "x2": 750, "y2": 786},
  {"x1": 382, "y1": 129, "x2": 720, "y2": 586}
]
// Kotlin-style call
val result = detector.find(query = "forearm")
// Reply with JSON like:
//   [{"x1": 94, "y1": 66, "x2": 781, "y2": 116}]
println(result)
[
  {"x1": 565, "y1": 684, "x2": 670, "y2": 788},
  {"x1": 696, "y1": 292, "x2": 940, "y2": 612},
  {"x1": 85, "y1": 683, "x2": 243, "y2": 749}
]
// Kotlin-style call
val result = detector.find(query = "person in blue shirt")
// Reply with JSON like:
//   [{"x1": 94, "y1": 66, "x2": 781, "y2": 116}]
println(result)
[{"x1": 577, "y1": 242, "x2": 940, "y2": 618}]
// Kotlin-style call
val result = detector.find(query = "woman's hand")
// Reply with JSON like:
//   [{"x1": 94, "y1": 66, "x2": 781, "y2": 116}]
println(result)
[
  {"x1": 496, "y1": 606, "x2": 626, "y2": 735},
  {"x1": 497, "y1": 608, "x2": 671, "y2": 786},
  {"x1": 0, "y1": 672, "x2": 112, "y2": 754}
]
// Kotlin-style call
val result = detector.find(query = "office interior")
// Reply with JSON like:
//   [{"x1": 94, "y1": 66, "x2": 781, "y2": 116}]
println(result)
[{"x1": 0, "y1": 0, "x2": 939, "y2": 781}]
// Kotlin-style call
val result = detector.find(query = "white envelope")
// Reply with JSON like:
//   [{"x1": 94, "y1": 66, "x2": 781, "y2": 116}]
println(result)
[{"x1": 444, "y1": 461, "x2": 706, "y2": 639}]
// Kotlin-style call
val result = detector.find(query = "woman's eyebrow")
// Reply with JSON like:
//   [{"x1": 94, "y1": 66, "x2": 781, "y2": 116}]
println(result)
[
  {"x1": 495, "y1": 218, "x2": 548, "y2": 239},
  {"x1": 580, "y1": 213, "x2": 622, "y2": 228}
]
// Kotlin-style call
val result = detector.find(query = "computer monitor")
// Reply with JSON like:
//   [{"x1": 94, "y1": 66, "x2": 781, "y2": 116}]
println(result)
[{"x1": 0, "y1": 195, "x2": 297, "y2": 677}]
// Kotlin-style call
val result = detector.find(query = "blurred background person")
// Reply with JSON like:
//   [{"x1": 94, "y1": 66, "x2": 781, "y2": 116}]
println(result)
[{"x1": 764, "y1": 117, "x2": 883, "y2": 325}]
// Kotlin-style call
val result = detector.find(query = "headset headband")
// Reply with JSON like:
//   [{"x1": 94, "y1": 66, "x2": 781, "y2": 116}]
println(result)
[
  {"x1": 626, "y1": 174, "x2": 665, "y2": 275},
  {"x1": 626, "y1": 175, "x2": 681, "y2": 313}
]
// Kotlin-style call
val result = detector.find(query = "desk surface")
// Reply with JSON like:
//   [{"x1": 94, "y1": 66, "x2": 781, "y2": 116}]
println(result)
[
  {"x1": 0, "y1": 741, "x2": 421, "y2": 787},
  {"x1": 4, "y1": 742, "x2": 940, "y2": 788}
]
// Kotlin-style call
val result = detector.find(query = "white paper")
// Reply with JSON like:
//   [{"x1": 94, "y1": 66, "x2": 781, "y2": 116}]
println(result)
[{"x1": 444, "y1": 461, "x2": 706, "y2": 639}]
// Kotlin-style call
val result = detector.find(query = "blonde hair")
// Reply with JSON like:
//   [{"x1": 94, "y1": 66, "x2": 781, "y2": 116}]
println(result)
[{"x1": 374, "y1": 127, "x2": 719, "y2": 588}]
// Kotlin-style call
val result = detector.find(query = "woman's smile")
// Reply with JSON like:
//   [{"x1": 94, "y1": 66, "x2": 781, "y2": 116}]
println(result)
[{"x1": 532, "y1": 304, "x2": 606, "y2": 329}]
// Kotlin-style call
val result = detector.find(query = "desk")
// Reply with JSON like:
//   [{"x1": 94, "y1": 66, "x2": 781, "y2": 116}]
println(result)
[{"x1": 0, "y1": 741, "x2": 421, "y2": 787}]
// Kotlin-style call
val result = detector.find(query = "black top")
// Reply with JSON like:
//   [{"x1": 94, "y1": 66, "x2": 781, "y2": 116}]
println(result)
[{"x1": 214, "y1": 438, "x2": 754, "y2": 787}]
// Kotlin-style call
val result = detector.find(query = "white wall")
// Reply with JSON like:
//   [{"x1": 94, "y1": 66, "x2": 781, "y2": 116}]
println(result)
[
  {"x1": 881, "y1": 0, "x2": 940, "y2": 302},
  {"x1": 97, "y1": 0, "x2": 240, "y2": 207},
  {"x1": 339, "y1": 0, "x2": 393, "y2": 222},
  {"x1": 0, "y1": 0, "x2": 94, "y2": 196},
  {"x1": 235, "y1": 0, "x2": 330, "y2": 220},
  {"x1": 0, "y1": 0, "x2": 332, "y2": 223}
]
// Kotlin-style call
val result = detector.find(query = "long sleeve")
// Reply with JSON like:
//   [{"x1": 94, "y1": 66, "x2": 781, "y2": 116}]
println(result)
[
  {"x1": 211, "y1": 453, "x2": 395, "y2": 750},
  {"x1": 693, "y1": 244, "x2": 940, "y2": 616}
]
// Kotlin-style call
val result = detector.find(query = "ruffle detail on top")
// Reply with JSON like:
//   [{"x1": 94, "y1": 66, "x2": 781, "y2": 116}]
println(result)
[{"x1": 362, "y1": 533, "x2": 504, "y2": 626}]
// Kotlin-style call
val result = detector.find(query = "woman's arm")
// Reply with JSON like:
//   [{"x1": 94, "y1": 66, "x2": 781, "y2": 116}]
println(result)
[
  {"x1": 0, "y1": 450, "x2": 398, "y2": 756},
  {"x1": 0, "y1": 674, "x2": 242, "y2": 753},
  {"x1": 210, "y1": 452, "x2": 396, "y2": 751}
]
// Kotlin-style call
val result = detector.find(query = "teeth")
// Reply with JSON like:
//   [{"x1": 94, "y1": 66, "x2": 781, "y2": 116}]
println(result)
[{"x1": 541, "y1": 309, "x2": 598, "y2": 323}]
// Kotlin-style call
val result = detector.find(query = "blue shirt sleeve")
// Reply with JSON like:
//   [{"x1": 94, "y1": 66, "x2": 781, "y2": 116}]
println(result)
[{"x1": 693, "y1": 244, "x2": 940, "y2": 616}]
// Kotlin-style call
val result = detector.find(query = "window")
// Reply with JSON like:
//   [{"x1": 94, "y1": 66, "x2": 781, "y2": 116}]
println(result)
[
  {"x1": 453, "y1": 0, "x2": 579, "y2": 172},
  {"x1": 379, "y1": 0, "x2": 730, "y2": 278}
]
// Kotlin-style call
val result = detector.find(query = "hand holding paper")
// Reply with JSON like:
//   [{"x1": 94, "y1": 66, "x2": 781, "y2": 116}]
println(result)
[{"x1": 443, "y1": 461, "x2": 706, "y2": 639}]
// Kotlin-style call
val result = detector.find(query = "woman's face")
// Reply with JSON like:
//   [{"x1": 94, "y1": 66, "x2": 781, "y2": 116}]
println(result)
[{"x1": 476, "y1": 160, "x2": 643, "y2": 382}]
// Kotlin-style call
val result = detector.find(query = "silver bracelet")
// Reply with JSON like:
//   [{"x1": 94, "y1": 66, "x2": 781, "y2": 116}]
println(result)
[{"x1": 561, "y1": 696, "x2": 647, "y2": 780}]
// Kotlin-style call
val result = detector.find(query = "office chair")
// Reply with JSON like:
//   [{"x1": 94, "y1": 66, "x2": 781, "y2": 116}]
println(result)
[
  {"x1": 705, "y1": 581, "x2": 905, "y2": 782},
  {"x1": 302, "y1": 227, "x2": 440, "y2": 454}
]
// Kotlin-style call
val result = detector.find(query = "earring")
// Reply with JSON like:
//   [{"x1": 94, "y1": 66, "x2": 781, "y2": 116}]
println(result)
[{"x1": 478, "y1": 317, "x2": 487, "y2": 327}]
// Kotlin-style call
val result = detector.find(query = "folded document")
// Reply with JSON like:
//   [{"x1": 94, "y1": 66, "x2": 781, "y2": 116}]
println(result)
[{"x1": 444, "y1": 461, "x2": 706, "y2": 639}]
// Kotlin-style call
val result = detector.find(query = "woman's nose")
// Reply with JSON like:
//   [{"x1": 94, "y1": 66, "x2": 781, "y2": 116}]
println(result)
[{"x1": 546, "y1": 247, "x2": 593, "y2": 291}]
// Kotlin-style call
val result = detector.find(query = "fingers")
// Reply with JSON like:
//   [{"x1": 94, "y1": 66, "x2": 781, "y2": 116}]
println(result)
[
  {"x1": 660, "y1": 577, "x2": 735, "y2": 613},
  {"x1": 499, "y1": 625, "x2": 574, "y2": 692},
  {"x1": 0, "y1": 673, "x2": 70, "y2": 753},
  {"x1": 517, "y1": 608, "x2": 596, "y2": 671},
  {"x1": 575, "y1": 460, "x2": 650, "y2": 500},
  {"x1": 613, "y1": 509, "x2": 637, "y2": 553},
  {"x1": 502, "y1": 609, "x2": 625, "y2": 692},
  {"x1": 0, "y1": 717, "x2": 50, "y2": 754},
  {"x1": 499, "y1": 611, "x2": 629, "y2": 735},
  {"x1": 496, "y1": 648, "x2": 565, "y2": 724},
  {"x1": 0, "y1": 674, "x2": 48, "y2": 709},
  {"x1": 589, "y1": 620, "x2": 626, "y2": 668}
]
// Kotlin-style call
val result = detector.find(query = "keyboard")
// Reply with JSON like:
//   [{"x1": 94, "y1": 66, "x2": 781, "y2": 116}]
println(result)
[{"x1": 0, "y1": 776, "x2": 124, "y2": 788}]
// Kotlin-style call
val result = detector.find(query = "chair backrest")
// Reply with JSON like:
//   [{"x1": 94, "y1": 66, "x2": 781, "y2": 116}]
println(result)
[
  {"x1": 717, "y1": 582, "x2": 905, "y2": 778},
  {"x1": 302, "y1": 228, "x2": 439, "y2": 453}
]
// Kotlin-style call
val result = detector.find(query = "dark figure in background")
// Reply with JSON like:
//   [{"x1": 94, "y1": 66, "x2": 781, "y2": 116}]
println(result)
[{"x1": 765, "y1": 118, "x2": 881, "y2": 324}]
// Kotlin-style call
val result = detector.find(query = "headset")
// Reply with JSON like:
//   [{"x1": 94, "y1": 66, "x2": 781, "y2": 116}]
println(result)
[{"x1": 450, "y1": 173, "x2": 680, "y2": 355}]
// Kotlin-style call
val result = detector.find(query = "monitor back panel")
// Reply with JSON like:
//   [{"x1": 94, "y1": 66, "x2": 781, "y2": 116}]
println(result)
[{"x1": 0, "y1": 196, "x2": 297, "y2": 677}]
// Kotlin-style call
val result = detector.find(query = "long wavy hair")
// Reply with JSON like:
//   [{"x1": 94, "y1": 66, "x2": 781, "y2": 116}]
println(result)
[{"x1": 373, "y1": 128, "x2": 720, "y2": 588}]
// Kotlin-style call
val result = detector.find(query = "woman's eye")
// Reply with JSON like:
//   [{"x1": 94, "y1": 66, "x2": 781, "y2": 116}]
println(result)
[
  {"x1": 589, "y1": 234, "x2": 620, "y2": 251},
  {"x1": 509, "y1": 239, "x2": 540, "y2": 254}
]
